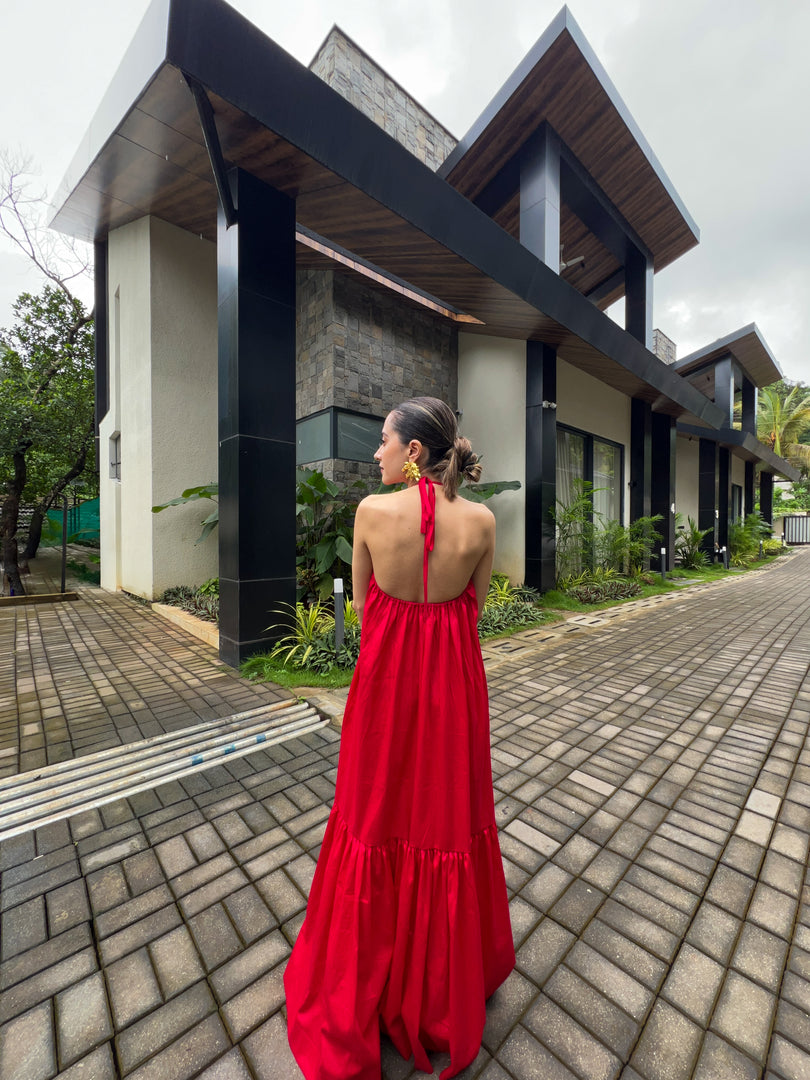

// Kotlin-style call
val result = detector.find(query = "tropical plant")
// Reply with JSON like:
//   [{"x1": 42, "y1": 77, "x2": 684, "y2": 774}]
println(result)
[
  {"x1": 160, "y1": 584, "x2": 219, "y2": 623},
  {"x1": 553, "y1": 479, "x2": 597, "y2": 580},
  {"x1": 756, "y1": 382, "x2": 810, "y2": 471},
  {"x1": 296, "y1": 469, "x2": 366, "y2": 602},
  {"x1": 728, "y1": 511, "x2": 771, "y2": 566},
  {"x1": 675, "y1": 517, "x2": 711, "y2": 569},
  {"x1": 152, "y1": 483, "x2": 219, "y2": 544},
  {"x1": 265, "y1": 597, "x2": 361, "y2": 672}
]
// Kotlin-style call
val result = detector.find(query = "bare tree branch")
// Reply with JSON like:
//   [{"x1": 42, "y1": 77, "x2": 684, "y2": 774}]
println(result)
[{"x1": 0, "y1": 151, "x2": 92, "y2": 309}]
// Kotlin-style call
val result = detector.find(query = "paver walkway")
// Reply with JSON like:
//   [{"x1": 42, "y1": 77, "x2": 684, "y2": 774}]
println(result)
[{"x1": 1, "y1": 549, "x2": 810, "y2": 1079}]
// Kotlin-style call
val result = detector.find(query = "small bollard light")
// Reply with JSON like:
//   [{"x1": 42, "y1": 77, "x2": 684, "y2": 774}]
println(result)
[
  {"x1": 759, "y1": 539, "x2": 763, "y2": 559},
  {"x1": 721, "y1": 545, "x2": 729, "y2": 570},
  {"x1": 660, "y1": 546, "x2": 667, "y2": 582},
  {"x1": 334, "y1": 577, "x2": 345, "y2": 652}
]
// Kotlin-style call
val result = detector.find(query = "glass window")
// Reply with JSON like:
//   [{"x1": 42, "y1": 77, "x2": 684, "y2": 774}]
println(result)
[
  {"x1": 296, "y1": 412, "x2": 331, "y2": 465},
  {"x1": 593, "y1": 439, "x2": 621, "y2": 522},
  {"x1": 556, "y1": 429, "x2": 585, "y2": 507},
  {"x1": 337, "y1": 412, "x2": 383, "y2": 462}
]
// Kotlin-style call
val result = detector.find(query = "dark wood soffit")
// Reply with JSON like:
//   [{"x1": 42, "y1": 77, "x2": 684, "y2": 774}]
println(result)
[
  {"x1": 442, "y1": 32, "x2": 697, "y2": 273},
  {"x1": 674, "y1": 329, "x2": 781, "y2": 390},
  {"x1": 51, "y1": 66, "x2": 717, "y2": 425}
]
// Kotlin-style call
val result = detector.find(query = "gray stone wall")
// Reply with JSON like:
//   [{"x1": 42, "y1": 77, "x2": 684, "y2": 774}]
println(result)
[
  {"x1": 296, "y1": 268, "x2": 335, "y2": 418},
  {"x1": 309, "y1": 27, "x2": 457, "y2": 171},
  {"x1": 332, "y1": 274, "x2": 457, "y2": 415}
]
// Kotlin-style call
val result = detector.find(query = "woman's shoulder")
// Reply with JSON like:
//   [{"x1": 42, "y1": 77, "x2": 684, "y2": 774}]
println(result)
[{"x1": 356, "y1": 490, "x2": 410, "y2": 517}]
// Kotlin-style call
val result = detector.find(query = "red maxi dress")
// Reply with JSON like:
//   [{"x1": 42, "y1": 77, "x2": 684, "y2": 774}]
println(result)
[{"x1": 284, "y1": 478, "x2": 515, "y2": 1079}]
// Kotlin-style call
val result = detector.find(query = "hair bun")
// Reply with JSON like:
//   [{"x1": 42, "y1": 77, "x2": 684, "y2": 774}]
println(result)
[{"x1": 454, "y1": 437, "x2": 482, "y2": 484}]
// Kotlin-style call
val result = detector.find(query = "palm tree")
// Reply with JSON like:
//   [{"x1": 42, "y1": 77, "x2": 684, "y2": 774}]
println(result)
[{"x1": 757, "y1": 383, "x2": 810, "y2": 472}]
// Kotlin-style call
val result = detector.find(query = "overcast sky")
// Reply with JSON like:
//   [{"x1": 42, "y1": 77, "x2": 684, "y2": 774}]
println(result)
[{"x1": 2, "y1": 0, "x2": 808, "y2": 384}]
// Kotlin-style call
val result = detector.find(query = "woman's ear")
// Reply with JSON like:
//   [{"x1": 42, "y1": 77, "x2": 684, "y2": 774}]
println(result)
[{"x1": 408, "y1": 439, "x2": 424, "y2": 463}]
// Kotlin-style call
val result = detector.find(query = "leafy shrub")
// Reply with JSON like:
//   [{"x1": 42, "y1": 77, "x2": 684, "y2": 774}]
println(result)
[
  {"x1": 160, "y1": 584, "x2": 219, "y2": 623},
  {"x1": 762, "y1": 538, "x2": 789, "y2": 556},
  {"x1": 566, "y1": 578, "x2": 641, "y2": 603},
  {"x1": 675, "y1": 517, "x2": 711, "y2": 569},
  {"x1": 729, "y1": 512, "x2": 771, "y2": 566}
]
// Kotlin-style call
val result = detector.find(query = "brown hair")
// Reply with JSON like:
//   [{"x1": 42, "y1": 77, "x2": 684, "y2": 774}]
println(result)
[{"x1": 389, "y1": 396, "x2": 482, "y2": 499}]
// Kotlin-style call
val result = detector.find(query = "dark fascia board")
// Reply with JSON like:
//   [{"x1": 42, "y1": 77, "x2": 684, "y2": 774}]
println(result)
[
  {"x1": 673, "y1": 323, "x2": 783, "y2": 387},
  {"x1": 49, "y1": 0, "x2": 723, "y2": 427},
  {"x1": 437, "y1": 5, "x2": 699, "y2": 245},
  {"x1": 677, "y1": 422, "x2": 800, "y2": 482}
]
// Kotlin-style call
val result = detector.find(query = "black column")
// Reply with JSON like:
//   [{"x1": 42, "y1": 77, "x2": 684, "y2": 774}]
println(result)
[
  {"x1": 718, "y1": 447, "x2": 731, "y2": 550},
  {"x1": 744, "y1": 461, "x2": 755, "y2": 517},
  {"x1": 625, "y1": 247, "x2": 653, "y2": 348},
  {"x1": 741, "y1": 379, "x2": 758, "y2": 436},
  {"x1": 525, "y1": 342, "x2": 557, "y2": 592},
  {"x1": 650, "y1": 413, "x2": 676, "y2": 570},
  {"x1": 630, "y1": 399, "x2": 652, "y2": 521},
  {"x1": 760, "y1": 471, "x2": 774, "y2": 526},
  {"x1": 698, "y1": 439, "x2": 719, "y2": 557},
  {"x1": 218, "y1": 168, "x2": 297, "y2": 667},
  {"x1": 714, "y1": 357, "x2": 736, "y2": 427},
  {"x1": 519, "y1": 125, "x2": 561, "y2": 267}
]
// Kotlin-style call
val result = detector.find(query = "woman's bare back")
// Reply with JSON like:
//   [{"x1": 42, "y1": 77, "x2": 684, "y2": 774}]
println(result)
[{"x1": 352, "y1": 483, "x2": 495, "y2": 612}]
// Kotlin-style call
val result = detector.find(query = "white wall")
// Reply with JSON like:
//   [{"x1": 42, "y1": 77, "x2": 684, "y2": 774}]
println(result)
[
  {"x1": 458, "y1": 334, "x2": 526, "y2": 582},
  {"x1": 675, "y1": 436, "x2": 700, "y2": 525},
  {"x1": 555, "y1": 358, "x2": 632, "y2": 523},
  {"x1": 101, "y1": 217, "x2": 217, "y2": 599}
]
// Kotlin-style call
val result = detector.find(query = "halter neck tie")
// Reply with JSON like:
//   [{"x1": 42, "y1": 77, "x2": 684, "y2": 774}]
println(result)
[{"x1": 418, "y1": 476, "x2": 440, "y2": 602}]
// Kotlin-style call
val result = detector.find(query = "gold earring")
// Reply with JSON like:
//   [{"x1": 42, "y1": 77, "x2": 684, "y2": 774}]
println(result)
[{"x1": 401, "y1": 461, "x2": 421, "y2": 483}]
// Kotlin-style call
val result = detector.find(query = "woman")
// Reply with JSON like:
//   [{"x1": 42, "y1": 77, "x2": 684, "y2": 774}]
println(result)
[{"x1": 285, "y1": 397, "x2": 515, "y2": 1079}]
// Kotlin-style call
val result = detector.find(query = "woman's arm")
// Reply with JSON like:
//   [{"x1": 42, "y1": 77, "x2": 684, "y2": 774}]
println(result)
[
  {"x1": 471, "y1": 511, "x2": 496, "y2": 620},
  {"x1": 351, "y1": 499, "x2": 374, "y2": 625}
]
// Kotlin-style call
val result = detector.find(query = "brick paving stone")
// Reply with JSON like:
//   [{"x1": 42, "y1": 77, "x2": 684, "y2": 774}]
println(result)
[
  {"x1": 481, "y1": 969, "x2": 538, "y2": 1053},
  {"x1": 498, "y1": 1025, "x2": 579, "y2": 1080},
  {"x1": 598, "y1": 899, "x2": 679, "y2": 962},
  {"x1": 0, "y1": 1000, "x2": 55, "y2": 1080},
  {"x1": 87, "y1": 864, "x2": 129, "y2": 915},
  {"x1": 1, "y1": 897, "x2": 47, "y2": 960},
  {"x1": 629, "y1": 999, "x2": 703, "y2": 1080},
  {"x1": 769, "y1": 1034, "x2": 810, "y2": 1080},
  {"x1": 98, "y1": 901, "x2": 182, "y2": 966},
  {"x1": 704, "y1": 864, "x2": 756, "y2": 917},
  {"x1": 721, "y1": 835, "x2": 766, "y2": 878},
  {"x1": 242, "y1": 1011, "x2": 305, "y2": 1080},
  {"x1": 56, "y1": 1044, "x2": 117, "y2": 1080},
  {"x1": 523, "y1": 994, "x2": 621, "y2": 1080},
  {"x1": 179, "y1": 867, "x2": 249, "y2": 919},
  {"x1": 775, "y1": 999, "x2": 810, "y2": 1056},
  {"x1": 170, "y1": 853, "x2": 237, "y2": 899},
  {"x1": 508, "y1": 897, "x2": 542, "y2": 949},
  {"x1": 692, "y1": 1032, "x2": 760, "y2": 1080},
  {"x1": 223, "y1": 884, "x2": 278, "y2": 944},
  {"x1": 106, "y1": 947, "x2": 162, "y2": 1029},
  {"x1": 515, "y1": 918, "x2": 574, "y2": 986},
  {"x1": 0, "y1": 947, "x2": 97, "y2": 1024},
  {"x1": 0, "y1": 922, "x2": 92, "y2": 992},
  {"x1": 209, "y1": 930, "x2": 290, "y2": 1005},
  {"x1": 581, "y1": 921, "x2": 667, "y2": 992},
  {"x1": 544, "y1": 965, "x2": 639, "y2": 1060},
  {"x1": 55, "y1": 970, "x2": 112, "y2": 1068},
  {"x1": 244, "y1": 839, "x2": 304, "y2": 880},
  {"x1": 1, "y1": 859, "x2": 80, "y2": 911},
  {"x1": 3, "y1": 845, "x2": 75, "y2": 888},
  {"x1": 761, "y1": 851, "x2": 805, "y2": 898},
  {"x1": 748, "y1": 883, "x2": 799, "y2": 939},
  {"x1": 685, "y1": 902, "x2": 742, "y2": 965},
  {"x1": 115, "y1": 981, "x2": 217, "y2": 1073},
  {"x1": 660, "y1": 943, "x2": 724, "y2": 1025},
  {"x1": 154, "y1": 835, "x2": 197, "y2": 878},
  {"x1": 711, "y1": 970, "x2": 777, "y2": 1064},
  {"x1": 196, "y1": 1047, "x2": 254, "y2": 1079},
  {"x1": 565, "y1": 941, "x2": 653, "y2": 1022},
  {"x1": 732, "y1": 922, "x2": 789, "y2": 992},
  {"x1": 255, "y1": 869, "x2": 306, "y2": 924},
  {"x1": 521, "y1": 864, "x2": 573, "y2": 911},
  {"x1": 149, "y1": 925, "x2": 206, "y2": 998},
  {"x1": 188, "y1": 904, "x2": 243, "y2": 972},
  {"x1": 549, "y1": 879, "x2": 606, "y2": 934},
  {"x1": 221, "y1": 963, "x2": 286, "y2": 1042},
  {"x1": 95, "y1": 883, "x2": 175, "y2": 939},
  {"x1": 125, "y1": 1011, "x2": 231, "y2": 1080}
]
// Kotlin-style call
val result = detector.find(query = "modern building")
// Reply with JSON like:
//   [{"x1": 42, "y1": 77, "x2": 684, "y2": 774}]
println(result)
[{"x1": 50, "y1": 0, "x2": 798, "y2": 665}]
